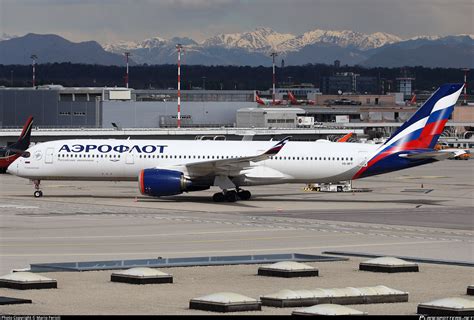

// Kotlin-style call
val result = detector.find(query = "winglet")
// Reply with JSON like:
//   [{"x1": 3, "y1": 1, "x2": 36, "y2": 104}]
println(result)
[{"x1": 264, "y1": 136, "x2": 291, "y2": 156}]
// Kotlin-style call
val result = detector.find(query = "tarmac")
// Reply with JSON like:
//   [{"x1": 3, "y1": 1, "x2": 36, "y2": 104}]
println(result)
[{"x1": 0, "y1": 159, "x2": 473, "y2": 314}]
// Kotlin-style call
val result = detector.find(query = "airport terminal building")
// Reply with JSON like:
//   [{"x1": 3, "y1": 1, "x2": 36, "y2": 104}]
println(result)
[
  {"x1": 0, "y1": 86, "x2": 472, "y2": 144},
  {"x1": 0, "y1": 86, "x2": 256, "y2": 129}
]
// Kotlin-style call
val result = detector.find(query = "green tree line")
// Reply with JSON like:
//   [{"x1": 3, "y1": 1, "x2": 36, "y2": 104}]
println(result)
[{"x1": 0, "y1": 63, "x2": 471, "y2": 93}]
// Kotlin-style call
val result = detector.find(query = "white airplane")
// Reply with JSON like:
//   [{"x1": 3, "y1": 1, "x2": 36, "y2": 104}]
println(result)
[{"x1": 8, "y1": 84, "x2": 466, "y2": 202}]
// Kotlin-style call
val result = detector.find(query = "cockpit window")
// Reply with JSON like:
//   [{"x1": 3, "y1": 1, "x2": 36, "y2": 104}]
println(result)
[{"x1": 21, "y1": 152, "x2": 31, "y2": 158}]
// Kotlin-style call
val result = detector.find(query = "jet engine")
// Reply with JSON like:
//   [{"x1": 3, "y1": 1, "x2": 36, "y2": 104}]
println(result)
[{"x1": 138, "y1": 168, "x2": 208, "y2": 197}]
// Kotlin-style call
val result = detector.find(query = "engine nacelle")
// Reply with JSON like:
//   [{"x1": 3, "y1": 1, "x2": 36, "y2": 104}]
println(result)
[{"x1": 138, "y1": 168, "x2": 208, "y2": 197}]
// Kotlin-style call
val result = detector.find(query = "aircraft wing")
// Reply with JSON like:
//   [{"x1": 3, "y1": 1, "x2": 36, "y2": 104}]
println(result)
[
  {"x1": 167, "y1": 137, "x2": 291, "y2": 177},
  {"x1": 399, "y1": 149, "x2": 468, "y2": 161}
]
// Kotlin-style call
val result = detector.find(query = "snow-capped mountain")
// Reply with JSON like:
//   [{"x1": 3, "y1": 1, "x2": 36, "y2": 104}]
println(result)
[
  {"x1": 279, "y1": 30, "x2": 401, "y2": 52},
  {"x1": 103, "y1": 37, "x2": 168, "y2": 53},
  {"x1": 0, "y1": 33, "x2": 17, "y2": 41},
  {"x1": 102, "y1": 27, "x2": 405, "y2": 65},
  {"x1": 202, "y1": 27, "x2": 294, "y2": 52},
  {"x1": 409, "y1": 34, "x2": 474, "y2": 41},
  {"x1": 104, "y1": 27, "x2": 402, "y2": 55},
  {"x1": 2, "y1": 28, "x2": 471, "y2": 67},
  {"x1": 103, "y1": 36, "x2": 199, "y2": 64}
]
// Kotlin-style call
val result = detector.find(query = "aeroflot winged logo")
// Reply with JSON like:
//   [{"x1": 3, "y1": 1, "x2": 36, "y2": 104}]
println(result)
[{"x1": 58, "y1": 144, "x2": 168, "y2": 154}]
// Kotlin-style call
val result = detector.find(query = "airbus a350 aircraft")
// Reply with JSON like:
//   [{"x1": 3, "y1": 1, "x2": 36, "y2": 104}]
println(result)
[{"x1": 8, "y1": 84, "x2": 466, "y2": 202}]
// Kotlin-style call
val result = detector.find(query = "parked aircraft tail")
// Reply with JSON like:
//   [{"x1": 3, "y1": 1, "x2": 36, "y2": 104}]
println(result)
[
  {"x1": 353, "y1": 83, "x2": 464, "y2": 179},
  {"x1": 10, "y1": 116, "x2": 33, "y2": 152}
]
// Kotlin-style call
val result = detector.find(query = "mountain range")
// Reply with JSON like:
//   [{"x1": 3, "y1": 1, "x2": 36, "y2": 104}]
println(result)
[{"x1": 1, "y1": 28, "x2": 473, "y2": 67}]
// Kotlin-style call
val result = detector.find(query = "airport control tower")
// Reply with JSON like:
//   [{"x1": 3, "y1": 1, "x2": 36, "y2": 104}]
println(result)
[{"x1": 396, "y1": 77, "x2": 415, "y2": 98}]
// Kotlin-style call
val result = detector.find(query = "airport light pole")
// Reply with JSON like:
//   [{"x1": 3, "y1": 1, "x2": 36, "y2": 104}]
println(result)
[
  {"x1": 124, "y1": 52, "x2": 131, "y2": 88},
  {"x1": 176, "y1": 44, "x2": 183, "y2": 129},
  {"x1": 270, "y1": 52, "x2": 278, "y2": 104},
  {"x1": 462, "y1": 68, "x2": 469, "y2": 105},
  {"x1": 30, "y1": 54, "x2": 37, "y2": 87}
]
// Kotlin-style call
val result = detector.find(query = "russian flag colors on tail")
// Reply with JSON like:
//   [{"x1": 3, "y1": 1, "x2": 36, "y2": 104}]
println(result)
[{"x1": 353, "y1": 83, "x2": 464, "y2": 179}]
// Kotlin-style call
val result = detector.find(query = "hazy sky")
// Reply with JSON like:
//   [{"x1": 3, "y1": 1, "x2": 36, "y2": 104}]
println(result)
[{"x1": 1, "y1": 0, "x2": 472, "y2": 44}]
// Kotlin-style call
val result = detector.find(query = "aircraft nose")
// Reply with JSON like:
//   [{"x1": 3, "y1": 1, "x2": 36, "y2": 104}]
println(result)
[{"x1": 6, "y1": 161, "x2": 19, "y2": 176}]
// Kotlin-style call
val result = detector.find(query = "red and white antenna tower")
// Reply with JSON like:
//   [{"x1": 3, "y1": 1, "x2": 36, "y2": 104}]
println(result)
[
  {"x1": 462, "y1": 68, "x2": 469, "y2": 105},
  {"x1": 176, "y1": 44, "x2": 183, "y2": 128},
  {"x1": 270, "y1": 52, "x2": 278, "y2": 104},
  {"x1": 30, "y1": 54, "x2": 37, "y2": 87},
  {"x1": 124, "y1": 52, "x2": 131, "y2": 88}
]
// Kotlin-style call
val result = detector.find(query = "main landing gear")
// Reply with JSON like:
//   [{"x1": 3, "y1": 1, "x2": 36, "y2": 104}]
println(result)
[
  {"x1": 212, "y1": 189, "x2": 251, "y2": 202},
  {"x1": 32, "y1": 180, "x2": 43, "y2": 198}
]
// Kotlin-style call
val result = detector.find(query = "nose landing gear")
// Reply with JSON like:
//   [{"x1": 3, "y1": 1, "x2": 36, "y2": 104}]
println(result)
[{"x1": 32, "y1": 180, "x2": 43, "y2": 198}]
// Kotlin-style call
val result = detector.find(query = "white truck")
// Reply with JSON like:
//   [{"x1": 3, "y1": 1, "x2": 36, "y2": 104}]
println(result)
[{"x1": 304, "y1": 181, "x2": 352, "y2": 192}]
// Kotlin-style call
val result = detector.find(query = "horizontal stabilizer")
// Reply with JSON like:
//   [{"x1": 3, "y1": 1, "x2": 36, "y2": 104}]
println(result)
[{"x1": 399, "y1": 149, "x2": 467, "y2": 161}]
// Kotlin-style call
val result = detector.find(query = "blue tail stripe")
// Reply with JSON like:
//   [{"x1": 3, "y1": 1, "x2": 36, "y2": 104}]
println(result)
[{"x1": 426, "y1": 105, "x2": 454, "y2": 124}]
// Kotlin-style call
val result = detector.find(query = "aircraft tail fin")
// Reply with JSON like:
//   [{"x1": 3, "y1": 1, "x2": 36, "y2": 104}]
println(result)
[
  {"x1": 337, "y1": 132, "x2": 353, "y2": 142},
  {"x1": 10, "y1": 116, "x2": 33, "y2": 151},
  {"x1": 353, "y1": 83, "x2": 463, "y2": 179},
  {"x1": 255, "y1": 93, "x2": 266, "y2": 105},
  {"x1": 381, "y1": 83, "x2": 463, "y2": 151},
  {"x1": 288, "y1": 91, "x2": 299, "y2": 104}
]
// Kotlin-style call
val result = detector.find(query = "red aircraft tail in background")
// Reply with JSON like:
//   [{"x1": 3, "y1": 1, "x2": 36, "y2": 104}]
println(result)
[{"x1": 337, "y1": 132, "x2": 353, "y2": 142}]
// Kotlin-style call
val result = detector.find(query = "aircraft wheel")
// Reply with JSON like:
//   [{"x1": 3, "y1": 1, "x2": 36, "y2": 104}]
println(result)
[
  {"x1": 34, "y1": 190, "x2": 43, "y2": 198},
  {"x1": 225, "y1": 191, "x2": 238, "y2": 202},
  {"x1": 212, "y1": 192, "x2": 225, "y2": 202},
  {"x1": 238, "y1": 190, "x2": 251, "y2": 200}
]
